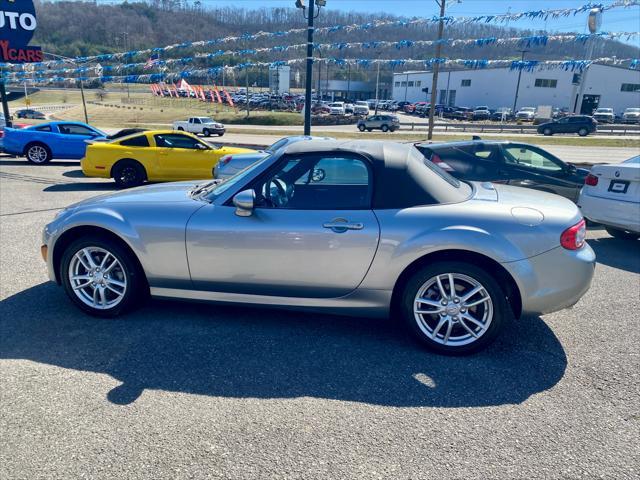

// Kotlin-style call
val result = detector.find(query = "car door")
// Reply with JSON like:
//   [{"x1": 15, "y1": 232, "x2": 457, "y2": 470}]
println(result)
[
  {"x1": 56, "y1": 123, "x2": 100, "y2": 159},
  {"x1": 153, "y1": 132, "x2": 215, "y2": 180},
  {"x1": 186, "y1": 152, "x2": 380, "y2": 298},
  {"x1": 500, "y1": 144, "x2": 580, "y2": 201},
  {"x1": 189, "y1": 117, "x2": 200, "y2": 133}
]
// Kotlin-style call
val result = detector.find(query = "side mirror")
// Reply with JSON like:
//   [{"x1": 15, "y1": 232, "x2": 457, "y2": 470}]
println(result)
[
  {"x1": 567, "y1": 163, "x2": 577, "y2": 173},
  {"x1": 196, "y1": 143, "x2": 209, "y2": 150},
  {"x1": 233, "y1": 190, "x2": 255, "y2": 217}
]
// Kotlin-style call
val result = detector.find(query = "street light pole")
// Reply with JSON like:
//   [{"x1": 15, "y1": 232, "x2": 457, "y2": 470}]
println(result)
[
  {"x1": 512, "y1": 49, "x2": 528, "y2": 114},
  {"x1": 374, "y1": 59, "x2": 381, "y2": 115},
  {"x1": 427, "y1": 0, "x2": 447, "y2": 140},
  {"x1": 298, "y1": 0, "x2": 317, "y2": 136}
]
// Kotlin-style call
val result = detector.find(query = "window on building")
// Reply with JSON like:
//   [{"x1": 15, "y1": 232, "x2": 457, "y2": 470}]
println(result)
[
  {"x1": 621, "y1": 83, "x2": 640, "y2": 92},
  {"x1": 416, "y1": 81, "x2": 422, "y2": 87},
  {"x1": 401, "y1": 81, "x2": 407, "y2": 87},
  {"x1": 461, "y1": 79, "x2": 471, "y2": 87},
  {"x1": 439, "y1": 89, "x2": 447, "y2": 105},
  {"x1": 408, "y1": 81, "x2": 414, "y2": 87},
  {"x1": 534, "y1": 79, "x2": 558, "y2": 88},
  {"x1": 395, "y1": 81, "x2": 400, "y2": 87}
]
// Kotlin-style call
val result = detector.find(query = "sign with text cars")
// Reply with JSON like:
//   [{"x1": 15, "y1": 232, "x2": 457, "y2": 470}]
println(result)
[{"x1": 0, "y1": 0, "x2": 42, "y2": 63}]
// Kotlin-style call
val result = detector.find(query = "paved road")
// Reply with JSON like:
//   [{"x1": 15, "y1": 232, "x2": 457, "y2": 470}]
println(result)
[{"x1": 1, "y1": 158, "x2": 639, "y2": 479}]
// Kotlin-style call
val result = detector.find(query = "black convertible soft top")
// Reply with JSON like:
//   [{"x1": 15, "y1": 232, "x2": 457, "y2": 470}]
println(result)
[{"x1": 282, "y1": 139, "x2": 472, "y2": 209}]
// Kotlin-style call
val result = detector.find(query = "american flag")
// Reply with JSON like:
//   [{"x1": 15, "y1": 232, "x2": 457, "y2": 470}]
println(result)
[{"x1": 143, "y1": 53, "x2": 160, "y2": 70}]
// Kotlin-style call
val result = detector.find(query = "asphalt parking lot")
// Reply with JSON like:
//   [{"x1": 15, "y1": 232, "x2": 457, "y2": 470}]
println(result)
[{"x1": 0, "y1": 155, "x2": 638, "y2": 479}]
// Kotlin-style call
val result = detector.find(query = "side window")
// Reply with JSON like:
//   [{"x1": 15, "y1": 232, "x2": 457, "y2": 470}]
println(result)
[
  {"x1": 193, "y1": 118, "x2": 201, "y2": 124},
  {"x1": 59, "y1": 124, "x2": 97, "y2": 136},
  {"x1": 120, "y1": 135, "x2": 150, "y2": 147},
  {"x1": 154, "y1": 133, "x2": 204, "y2": 149},
  {"x1": 35, "y1": 125, "x2": 52, "y2": 132},
  {"x1": 255, "y1": 155, "x2": 371, "y2": 210},
  {"x1": 503, "y1": 146, "x2": 563, "y2": 172}
]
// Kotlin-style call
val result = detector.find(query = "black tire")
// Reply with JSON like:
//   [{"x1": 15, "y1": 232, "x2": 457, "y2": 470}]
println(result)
[
  {"x1": 543, "y1": 128, "x2": 553, "y2": 136},
  {"x1": 400, "y1": 261, "x2": 510, "y2": 355},
  {"x1": 358, "y1": 124, "x2": 366, "y2": 132},
  {"x1": 177, "y1": 127, "x2": 184, "y2": 131},
  {"x1": 605, "y1": 226, "x2": 639, "y2": 240},
  {"x1": 203, "y1": 129, "x2": 211, "y2": 137},
  {"x1": 367, "y1": 128, "x2": 372, "y2": 132},
  {"x1": 218, "y1": 132, "x2": 224, "y2": 137},
  {"x1": 381, "y1": 125, "x2": 389, "y2": 132},
  {"x1": 578, "y1": 128, "x2": 589, "y2": 137},
  {"x1": 112, "y1": 160, "x2": 146, "y2": 189},
  {"x1": 25, "y1": 143, "x2": 52, "y2": 164},
  {"x1": 60, "y1": 236, "x2": 147, "y2": 317}
]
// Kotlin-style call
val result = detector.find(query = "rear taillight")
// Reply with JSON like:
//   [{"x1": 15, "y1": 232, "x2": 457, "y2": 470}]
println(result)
[
  {"x1": 561, "y1": 219, "x2": 587, "y2": 250},
  {"x1": 219, "y1": 155, "x2": 232, "y2": 166},
  {"x1": 585, "y1": 174, "x2": 598, "y2": 186},
  {"x1": 430, "y1": 154, "x2": 454, "y2": 172}
]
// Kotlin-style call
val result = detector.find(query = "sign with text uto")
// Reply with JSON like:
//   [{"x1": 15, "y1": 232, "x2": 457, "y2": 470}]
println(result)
[{"x1": 0, "y1": 0, "x2": 42, "y2": 63}]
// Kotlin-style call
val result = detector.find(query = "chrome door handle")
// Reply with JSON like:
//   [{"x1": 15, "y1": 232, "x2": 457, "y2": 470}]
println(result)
[{"x1": 323, "y1": 221, "x2": 364, "y2": 232}]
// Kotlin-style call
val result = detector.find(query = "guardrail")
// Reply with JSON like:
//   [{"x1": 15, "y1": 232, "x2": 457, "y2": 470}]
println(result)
[{"x1": 400, "y1": 121, "x2": 640, "y2": 135}]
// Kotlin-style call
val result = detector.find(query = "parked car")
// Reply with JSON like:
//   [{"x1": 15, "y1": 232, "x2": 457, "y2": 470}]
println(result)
[
  {"x1": 472, "y1": 106, "x2": 491, "y2": 121},
  {"x1": 622, "y1": 108, "x2": 640, "y2": 124},
  {"x1": 173, "y1": 117, "x2": 225, "y2": 136},
  {"x1": 43, "y1": 140, "x2": 594, "y2": 354},
  {"x1": 81, "y1": 130, "x2": 254, "y2": 188},
  {"x1": 592, "y1": 108, "x2": 615, "y2": 124},
  {"x1": 329, "y1": 102, "x2": 346, "y2": 115},
  {"x1": 344, "y1": 103, "x2": 354, "y2": 115},
  {"x1": 415, "y1": 139, "x2": 589, "y2": 202},
  {"x1": 214, "y1": 135, "x2": 334, "y2": 180},
  {"x1": 357, "y1": 114, "x2": 400, "y2": 132},
  {"x1": 552, "y1": 107, "x2": 570, "y2": 119},
  {"x1": 353, "y1": 101, "x2": 370, "y2": 116},
  {"x1": 578, "y1": 155, "x2": 639, "y2": 240},
  {"x1": 2, "y1": 121, "x2": 106, "y2": 163},
  {"x1": 537, "y1": 115, "x2": 597, "y2": 137},
  {"x1": 490, "y1": 108, "x2": 514, "y2": 122},
  {"x1": 15, "y1": 108, "x2": 46, "y2": 120},
  {"x1": 449, "y1": 107, "x2": 473, "y2": 121},
  {"x1": 515, "y1": 107, "x2": 536, "y2": 121}
]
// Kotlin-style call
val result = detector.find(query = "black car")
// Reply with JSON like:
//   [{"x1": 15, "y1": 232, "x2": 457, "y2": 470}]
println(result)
[
  {"x1": 537, "y1": 115, "x2": 597, "y2": 137},
  {"x1": 415, "y1": 139, "x2": 589, "y2": 202},
  {"x1": 490, "y1": 108, "x2": 514, "y2": 122}
]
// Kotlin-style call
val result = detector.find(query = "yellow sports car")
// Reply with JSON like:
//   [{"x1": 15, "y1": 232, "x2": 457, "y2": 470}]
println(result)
[{"x1": 81, "y1": 130, "x2": 255, "y2": 188}]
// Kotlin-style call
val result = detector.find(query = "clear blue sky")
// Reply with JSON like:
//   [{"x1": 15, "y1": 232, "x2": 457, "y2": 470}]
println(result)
[{"x1": 194, "y1": 0, "x2": 640, "y2": 36}]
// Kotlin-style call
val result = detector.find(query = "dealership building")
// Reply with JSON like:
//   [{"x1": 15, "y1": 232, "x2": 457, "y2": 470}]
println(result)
[{"x1": 392, "y1": 64, "x2": 640, "y2": 114}]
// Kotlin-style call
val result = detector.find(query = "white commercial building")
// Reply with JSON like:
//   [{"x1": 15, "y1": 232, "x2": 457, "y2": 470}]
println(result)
[{"x1": 392, "y1": 64, "x2": 640, "y2": 114}]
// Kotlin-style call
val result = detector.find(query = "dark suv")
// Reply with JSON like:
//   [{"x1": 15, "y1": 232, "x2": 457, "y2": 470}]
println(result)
[
  {"x1": 537, "y1": 115, "x2": 597, "y2": 136},
  {"x1": 415, "y1": 140, "x2": 589, "y2": 202}
]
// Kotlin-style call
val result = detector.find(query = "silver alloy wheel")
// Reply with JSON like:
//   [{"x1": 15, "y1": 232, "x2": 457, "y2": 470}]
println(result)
[
  {"x1": 68, "y1": 246, "x2": 127, "y2": 310},
  {"x1": 27, "y1": 145, "x2": 48, "y2": 163},
  {"x1": 413, "y1": 273, "x2": 493, "y2": 347}
]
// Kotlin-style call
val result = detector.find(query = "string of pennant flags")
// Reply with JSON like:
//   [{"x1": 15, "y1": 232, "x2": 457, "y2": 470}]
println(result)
[
  {"x1": 1, "y1": 0, "x2": 638, "y2": 70},
  {"x1": 3, "y1": 31, "x2": 640, "y2": 80},
  {"x1": 3, "y1": 57, "x2": 640, "y2": 86}
]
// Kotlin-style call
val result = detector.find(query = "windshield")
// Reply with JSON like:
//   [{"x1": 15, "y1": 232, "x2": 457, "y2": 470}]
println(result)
[
  {"x1": 625, "y1": 108, "x2": 640, "y2": 113},
  {"x1": 199, "y1": 117, "x2": 215, "y2": 123},
  {"x1": 623, "y1": 156, "x2": 640, "y2": 164},
  {"x1": 596, "y1": 109, "x2": 612, "y2": 113},
  {"x1": 203, "y1": 154, "x2": 273, "y2": 201},
  {"x1": 521, "y1": 108, "x2": 535, "y2": 112}
]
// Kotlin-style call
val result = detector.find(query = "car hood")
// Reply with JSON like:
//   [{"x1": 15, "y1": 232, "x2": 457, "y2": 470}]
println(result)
[{"x1": 67, "y1": 181, "x2": 200, "y2": 209}]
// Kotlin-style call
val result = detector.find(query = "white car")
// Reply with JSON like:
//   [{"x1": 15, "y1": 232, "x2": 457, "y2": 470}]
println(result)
[
  {"x1": 172, "y1": 117, "x2": 225, "y2": 136},
  {"x1": 329, "y1": 102, "x2": 346, "y2": 115},
  {"x1": 593, "y1": 108, "x2": 615, "y2": 124},
  {"x1": 354, "y1": 101, "x2": 370, "y2": 116},
  {"x1": 622, "y1": 108, "x2": 640, "y2": 124},
  {"x1": 516, "y1": 107, "x2": 536, "y2": 121},
  {"x1": 578, "y1": 156, "x2": 640, "y2": 240}
]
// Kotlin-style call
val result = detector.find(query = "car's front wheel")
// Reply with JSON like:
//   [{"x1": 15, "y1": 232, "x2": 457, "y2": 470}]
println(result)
[
  {"x1": 358, "y1": 124, "x2": 366, "y2": 132},
  {"x1": 381, "y1": 125, "x2": 389, "y2": 132},
  {"x1": 543, "y1": 128, "x2": 553, "y2": 136},
  {"x1": 578, "y1": 128, "x2": 589, "y2": 137},
  {"x1": 400, "y1": 262, "x2": 510, "y2": 355},
  {"x1": 25, "y1": 143, "x2": 52, "y2": 164},
  {"x1": 203, "y1": 129, "x2": 211, "y2": 137},
  {"x1": 61, "y1": 237, "x2": 146, "y2": 317}
]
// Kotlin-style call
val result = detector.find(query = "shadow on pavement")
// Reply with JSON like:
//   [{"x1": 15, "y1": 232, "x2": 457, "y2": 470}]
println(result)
[
  {"x1": 1, "y1": 282, "x2": 567, "y2": 407},
  {"x1": 62, "y1": 169, "x2": 88, "y2": 178},
  {"x1": 0, "y1": 158, "x2": 79, "y2": 167},
  {"x1": 43, "y1": 182, "x2": 116, "y2": 192},
  {"x1": 588, "y1": 236, "x2": 640, "y2": 274}
]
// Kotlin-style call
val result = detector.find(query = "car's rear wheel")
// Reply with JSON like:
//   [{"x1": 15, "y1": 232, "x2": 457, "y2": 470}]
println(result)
[
  {"x1": 578, "y1": 128, "x2": 589, "y2": 137},
  {"x1": 367, "y1": 128, "x2": 372, "y2": 132},
  {"x1": 358, "y1": 124, "x2": 366, "y2": 132},
  {"x1": 61, "y1": 237, "x2": 146, "y2": 317},
  {"x1": 203, "y1": 129, "x2": 211, "y2": 137},
  {"x1": 400, "y1": 262, "x2": 509, "y2": 355},
  {"x1": 112, "y1": 160, "x2": 146, "y2": 188},
  {"x1": 177, "y1": 127, "x2": 184, "y2": 131},
  {"x1": 605, "y1": 226, "x2": 639, "y2": 240},
  {"x1": 543, "y1": 128, "x2": 553, "y2": 136},
  {"x1": 25, "y1": 143, "x2": 51, "y2": 164}
]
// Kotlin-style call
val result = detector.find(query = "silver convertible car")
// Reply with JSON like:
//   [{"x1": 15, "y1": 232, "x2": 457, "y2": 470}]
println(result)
[{"x1": 42, "y1": 140, "x2": 595, "y2": 354}]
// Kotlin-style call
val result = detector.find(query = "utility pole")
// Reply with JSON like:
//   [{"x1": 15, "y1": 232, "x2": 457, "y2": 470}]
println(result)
[
  {"x1": 346, "y1": 62, "x2": 351, "y2": 101},
  {"x1": 298, "y1": 0, "x2": 316, "y2": 136},
  {"x1": 246, "y1": 67, "x2": 250, "y2": 118},
  {"x1": 574, "y1": 8, "x2": 602, "y2": 114},
  {"x1": 79, "y1": 79, "x2": 89, "y2": 123},
  {"x1": 427, "y1": 0, "x2": 447, "y2": 140},
  {"x1": 374, "y1": 59, "x2": 381, "y2": 115},
  {"x1": 512, "y1": 49, "x2": 528, "y2": 114}
]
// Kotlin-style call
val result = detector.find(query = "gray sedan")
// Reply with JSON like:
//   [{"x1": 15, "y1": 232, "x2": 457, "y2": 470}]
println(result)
[
  {"x1": 42, "y1": 140, "x2": 595, "y2": 354},
  {"x1": 214, "y1": 135, "x2": 334, "y2": 180}
]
